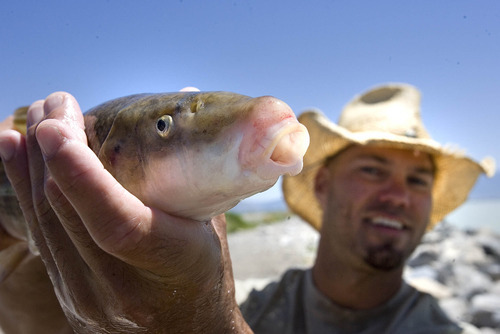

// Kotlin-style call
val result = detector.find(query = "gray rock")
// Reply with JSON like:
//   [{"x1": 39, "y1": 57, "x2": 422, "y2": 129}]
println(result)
[
  {"x1": 477, "y1": 328, "x2": 499, "y2": 334},
  {"x1": 405, "y1": 265, "x2": 439, "y2": 281},
  {"x1": 423, "y1": 220, "x2": 455, "y2": 242},
  {"x1": 475, "y1": 230, "x2": 500, "y2": 260},
  {"x1": 471, "y1": 294, "x2": 500, "y2": 312},
  {"x1": 471, "y1": 310, "x2": 500, "y2": 330},
  {"x1": 408, "y1": 276, "x2": 452, "y2": 299},
  {"x1": 440, "y1": 233, "x2": 489, "y2": 265},
  {"x1": 491, "y1": 282, "x2": 500, "y2": 294},
  {"x1": 407, "y1": 244, "x2": 439, "y2": 267},
  {"x1": 439, "y1": 297, "x2": 469, "y2": 323},
  {"x1": 478, "y1": 263, "x2": 500, "y2": 281},
  {"x1": 436, "y1": 262, "x2": 455, "y2": 286},
  {"x1": 451, "y1": 263, "x2": 493, "y2": 300}
]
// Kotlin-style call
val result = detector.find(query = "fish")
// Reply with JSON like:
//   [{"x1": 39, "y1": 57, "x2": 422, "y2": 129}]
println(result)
[
  {"x1": 0, "y1": 91, "x2": 310, "y2": 280},
  {"x1": 84, "y1": 91, "x2": 310, "y2": 220}
]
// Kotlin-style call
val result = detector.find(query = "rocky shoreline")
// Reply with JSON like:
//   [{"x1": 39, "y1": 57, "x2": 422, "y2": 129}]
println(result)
[{"x1": 228, "y1": 215, "x2": 500, "y2": 333}]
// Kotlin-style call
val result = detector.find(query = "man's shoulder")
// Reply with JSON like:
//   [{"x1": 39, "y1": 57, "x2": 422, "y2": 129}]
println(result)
[
  {"x1": 240, "y1": 268, "x2": 308, "y2": 311},
  {"x1": 397, "y1": 283, "x2": 480, "y2": 334},
  {"x1": 239, "y1": 268, "x2": 308, "y2": 331}
]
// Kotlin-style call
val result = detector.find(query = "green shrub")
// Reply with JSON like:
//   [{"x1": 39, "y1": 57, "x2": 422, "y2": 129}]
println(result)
[{"x1": 225, "y1": 211, "x2": 292, "y2": 233}]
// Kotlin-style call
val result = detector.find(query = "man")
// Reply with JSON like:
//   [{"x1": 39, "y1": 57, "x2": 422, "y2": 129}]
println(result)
[
  {"x1": 0, "y1": 83, "x2": 494, "y2": 333},
  {"x1": 240, "y1": 83, "x2": 494, "y2": 333}
]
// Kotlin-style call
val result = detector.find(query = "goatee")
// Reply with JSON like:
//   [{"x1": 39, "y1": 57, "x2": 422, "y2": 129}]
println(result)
[{"x1": 364, "y1": 243, "x2": 404, "y2": 271}]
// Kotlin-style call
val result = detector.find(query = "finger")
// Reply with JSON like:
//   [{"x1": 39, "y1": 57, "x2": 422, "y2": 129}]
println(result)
[
  {"x1": 27, "y1": 99, "x2": 96, "y2": 290},
  {"x1": 26, "y1": 101, "x2": 65, "y2": 251},
  {"x1": 40, "y1": 93, "x2": 97, "y2": 250},
  {"x1": 43, "y1": 92, "x2": 86, "y2": 144},
  {"x1": 0, "y1": 115, "x2": 26, "y2": 240},
  {"x1": 212, "y1": 213, "x2": 236, "y2": 281},
  {"x1": 43, "y1": 162, "x2": 117, "y2": 276},
  {"x1": 24, "y1": 99, "x2": 98, "y2": 307},
  {"x1": 0, "y1": 111, "x2": 43, "y2": 248},
  {"x1": 34, "y1": 94, "x2": 110, "y2": 272},
  {"x1": 0, "y1": 115, "x2": 14, "y2": 132},
  {"x1": 0, "y1": 106, "x2": 59, "y2": 277},
  {"x1": 0, "y1": 125, "x2": 33, "y2": 217},
  {"x1": 0, "y1": 130, "x2": 31, "y2": 241}
]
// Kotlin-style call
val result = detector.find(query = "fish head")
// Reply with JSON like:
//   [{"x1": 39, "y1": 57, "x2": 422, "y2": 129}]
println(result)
[{"x1": 85, "y1": 91, "x2": 309, "y2": 221}]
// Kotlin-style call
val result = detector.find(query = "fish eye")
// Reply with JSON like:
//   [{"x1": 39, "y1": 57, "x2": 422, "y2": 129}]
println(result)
[{"x1": 156, "y1": 115, "x2": 173, "y2": 138}]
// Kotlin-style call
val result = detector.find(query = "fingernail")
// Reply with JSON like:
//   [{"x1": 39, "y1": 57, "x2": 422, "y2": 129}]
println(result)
[
  {"x1": 26, "y1": 102, "x2": 44, "y2": 128},
  {"x1": 37, "y1": 124, "x2": 64, "y2": 158},
  {"x1": 0, "y1": 137, "x2": 15, "y2": 161}
]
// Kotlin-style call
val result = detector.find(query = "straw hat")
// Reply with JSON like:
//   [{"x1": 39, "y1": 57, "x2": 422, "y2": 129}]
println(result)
[{"x1": 283, "y1": 83, "x2": 495, "y2": 231}]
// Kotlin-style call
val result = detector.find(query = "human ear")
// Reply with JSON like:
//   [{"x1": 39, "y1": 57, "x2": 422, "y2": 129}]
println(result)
[{"x1": 314, "y1": 166, "x2": 331, "y2": 210}]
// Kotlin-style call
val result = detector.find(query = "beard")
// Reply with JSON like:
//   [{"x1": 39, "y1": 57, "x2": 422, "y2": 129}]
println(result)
[{"x1": 364, "y1": 243, "x2": 405, "y2": 271}]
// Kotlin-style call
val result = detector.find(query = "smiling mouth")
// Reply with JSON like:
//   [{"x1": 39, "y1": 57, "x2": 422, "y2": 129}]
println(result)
[{"x1": 367, "y1": 217, "x2": 407, "y2": 230}]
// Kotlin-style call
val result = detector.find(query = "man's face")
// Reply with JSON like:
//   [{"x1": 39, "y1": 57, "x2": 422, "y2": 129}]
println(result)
[{"x1": 315, "y1": 145, "x2": 434, "y2": 272}]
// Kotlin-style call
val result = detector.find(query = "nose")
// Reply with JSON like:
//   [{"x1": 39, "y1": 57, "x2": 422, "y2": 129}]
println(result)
[{"x1": 378, "y1": 177, "x2": 411, "y2": 209}]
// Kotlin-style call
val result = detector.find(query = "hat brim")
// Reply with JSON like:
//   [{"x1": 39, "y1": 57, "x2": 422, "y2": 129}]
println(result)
[{"x1": 283, "y1": 111, "x2": 495, "y2": 231}]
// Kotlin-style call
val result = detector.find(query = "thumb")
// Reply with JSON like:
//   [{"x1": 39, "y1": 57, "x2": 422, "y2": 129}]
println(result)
[{"x1": 212, "y1": 213, "x2": 236, "y2": 282}]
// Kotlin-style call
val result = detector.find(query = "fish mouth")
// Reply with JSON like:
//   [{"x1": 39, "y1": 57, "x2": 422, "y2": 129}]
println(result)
[
  {"x1": 267, "y1": 122, "x2": 309, "y2": 168},
  {"x1": 237, "y1": 95, "x2": 310, "y2": 180},
  {"x1": 255, "y1": 120, "x2": 310, "y2": 179}
]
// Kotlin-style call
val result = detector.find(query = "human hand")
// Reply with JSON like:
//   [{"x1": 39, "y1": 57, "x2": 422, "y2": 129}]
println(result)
[
  {"x1": 0, "y1": 115, "x2": 73, "y2": 333},
  {"x1": 0, "y1": 92, "x2": 251, "y2": 333}
]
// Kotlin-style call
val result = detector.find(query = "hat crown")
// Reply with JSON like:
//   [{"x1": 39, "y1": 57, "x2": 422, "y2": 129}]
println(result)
[{"x1": 338, "y1": 84, "x2": 431, "y2": 139}]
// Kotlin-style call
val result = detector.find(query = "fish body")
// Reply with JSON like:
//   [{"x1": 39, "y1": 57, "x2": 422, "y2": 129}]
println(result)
[
  {"x1": 84, "y1": 91, "x2": 309, "y2": 220},
  {"x1": 0, "y1": 91, "x2": 309, "y2": 245}
]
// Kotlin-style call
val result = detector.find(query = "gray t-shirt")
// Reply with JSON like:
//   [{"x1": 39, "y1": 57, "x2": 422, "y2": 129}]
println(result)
[{"x1": 240, "y1": 269, "x2": 477, "y2": 334}]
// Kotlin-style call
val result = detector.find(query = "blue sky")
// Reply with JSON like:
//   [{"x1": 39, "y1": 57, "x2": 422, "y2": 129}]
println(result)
[{"x1": 1, "y1": 0, "x2": 499, "y2": 203}]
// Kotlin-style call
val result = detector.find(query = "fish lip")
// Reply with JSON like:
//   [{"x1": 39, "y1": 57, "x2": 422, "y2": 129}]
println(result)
[
  {"x1": 237, "y1": 96, "x2": 309, "y2": 180},
  {"x1": 254, "y1": 119, "x2": 310, "y2": 179},
  {"x1": 265, "y1": 121, "x2": 309, "y2": 164}
]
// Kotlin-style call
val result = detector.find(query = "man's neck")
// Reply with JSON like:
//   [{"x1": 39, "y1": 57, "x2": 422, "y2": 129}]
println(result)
[{"x1": 311, "y1": 254, "x2": 404, "y2": 310}]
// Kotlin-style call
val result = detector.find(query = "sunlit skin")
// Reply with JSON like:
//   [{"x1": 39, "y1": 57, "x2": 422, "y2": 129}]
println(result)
[{"x1": 312, "y1": 145, "x2": 434, "y2": 309}]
